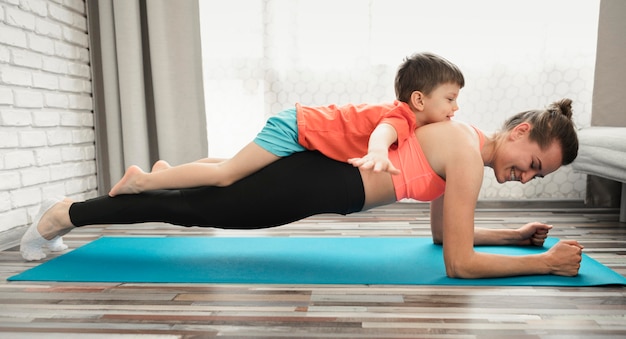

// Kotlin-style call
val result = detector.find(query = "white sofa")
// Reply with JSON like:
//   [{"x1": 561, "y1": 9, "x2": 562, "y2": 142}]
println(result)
[{"x1": 572, "y1": 127, "x2": 626, "y2": 222}]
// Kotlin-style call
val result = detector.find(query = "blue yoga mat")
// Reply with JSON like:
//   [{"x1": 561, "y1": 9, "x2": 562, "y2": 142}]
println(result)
[{"x1": 9, "y1": 237, "x2": 626, "y2": 286}]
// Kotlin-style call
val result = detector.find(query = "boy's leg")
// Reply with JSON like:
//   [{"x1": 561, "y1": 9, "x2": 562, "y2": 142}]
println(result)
[
  {"x1": 109, "y1": 142, "x2": 279, "y2": 196},
  {"x1": 193, "y1": 157, "x2": 227, "y2": 164},
  {"x1": 110, "y1": 107, "x2": 300, "y2": 196},
  {"x1": 151, "y1": 157, "x2": 226, "y2": 173},
  {"x1": 209, "y1": 142, "x2": 281, "y2": 186}
]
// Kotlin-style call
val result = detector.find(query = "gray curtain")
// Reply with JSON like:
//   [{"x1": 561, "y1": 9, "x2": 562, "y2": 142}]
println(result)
[
  {"x1": 87, "y1": 0, "x2": 208, "y2": 193},
  {"x1": 586, "y1": 0, "x2": 626, "y2": 207},
  {"x1": 592, "y1": 0, "x2": 626, "y2": 128}
]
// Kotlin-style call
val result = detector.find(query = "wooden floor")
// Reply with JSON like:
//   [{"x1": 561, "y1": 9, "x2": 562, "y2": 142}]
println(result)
[{"x1": 0, "y1": 201, "x2": 624, "y2": 338}]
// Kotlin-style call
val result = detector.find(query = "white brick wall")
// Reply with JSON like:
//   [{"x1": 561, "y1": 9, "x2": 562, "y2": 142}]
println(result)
[{"x1": 0, "y1": 0, "x2": 97, "y2": 236}]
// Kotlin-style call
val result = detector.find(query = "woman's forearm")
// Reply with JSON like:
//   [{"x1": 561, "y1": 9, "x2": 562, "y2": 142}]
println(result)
[
  {"x1": 473, "y1": 227, "x2": 520, "y2": 245},
  {"x1": 446, "y1": 251, "x2": 551, "y2": 279},
  {"x1": 474, "y1": 222, "x2": 552, "y2": 246},
  {"x1": 445, "y1": 240, "x2": 583, "y2": 279}
]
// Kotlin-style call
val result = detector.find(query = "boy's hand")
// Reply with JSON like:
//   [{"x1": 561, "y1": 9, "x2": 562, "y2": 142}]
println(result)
[
  {"x1": 348, "y1": 151, "x2": 401, "y2": 175},
  {"x1": 360, "y1": 123, "x2": 400, "y2": 174}
]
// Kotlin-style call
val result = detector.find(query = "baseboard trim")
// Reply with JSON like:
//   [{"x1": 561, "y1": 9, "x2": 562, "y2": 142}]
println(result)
[{"x1": 0, "y1": 225, "x2": 26, "y2": 252}]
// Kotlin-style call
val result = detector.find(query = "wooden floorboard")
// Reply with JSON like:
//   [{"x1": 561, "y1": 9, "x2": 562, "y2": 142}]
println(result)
[{"x1": 0, "y1": 201, "x2": 624, "y2": 338}]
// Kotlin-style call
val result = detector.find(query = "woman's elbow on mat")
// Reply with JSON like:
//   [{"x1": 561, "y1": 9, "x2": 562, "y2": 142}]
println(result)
[{"x1": 443, "y1": 252, "x2": 485, "y2": 279}]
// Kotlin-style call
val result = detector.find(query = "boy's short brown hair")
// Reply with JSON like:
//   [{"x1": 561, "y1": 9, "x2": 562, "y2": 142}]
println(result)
[{"x1": 395, "y1": 52, "x2": 465, "y2": 103}]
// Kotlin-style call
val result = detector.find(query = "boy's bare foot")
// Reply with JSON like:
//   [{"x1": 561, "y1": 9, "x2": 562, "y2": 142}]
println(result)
[
  {"x1": 151, "y1": 160, "x2": 171, "y2": 172},
  {"x1": 109, "y1": 165, "x2": 146, "y2": 197}
]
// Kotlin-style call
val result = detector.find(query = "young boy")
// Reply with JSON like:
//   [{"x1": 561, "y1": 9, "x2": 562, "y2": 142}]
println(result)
[{"x1": 109, "y1": 52, "x2": 464, "y2": 196}]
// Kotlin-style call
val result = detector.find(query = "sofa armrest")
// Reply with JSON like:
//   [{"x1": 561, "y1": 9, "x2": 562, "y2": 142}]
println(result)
[{"x1": 572, "y1": 127, "x2": 626, "y2": 222}]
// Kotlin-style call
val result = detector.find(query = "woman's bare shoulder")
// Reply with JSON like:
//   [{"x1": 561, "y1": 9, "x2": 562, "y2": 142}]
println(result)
[
  {"x1": 416, "y1": 121, "x2": 483, "y2": 178},
  {"x1": 416, "y1": 120, "x2": 478, "y2": 144}
]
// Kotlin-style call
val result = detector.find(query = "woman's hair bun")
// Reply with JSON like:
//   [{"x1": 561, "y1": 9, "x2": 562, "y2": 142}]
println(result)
[{"x1": 547, "y1": 98, "x2": 573, "y2": 120}]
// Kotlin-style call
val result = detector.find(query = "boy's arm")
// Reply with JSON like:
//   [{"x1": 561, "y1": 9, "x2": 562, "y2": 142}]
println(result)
[{"x1": 348, "y1": 123, "x2": 401, "y2": 174}]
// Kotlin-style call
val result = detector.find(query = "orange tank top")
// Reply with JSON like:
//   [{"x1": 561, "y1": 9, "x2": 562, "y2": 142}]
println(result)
[{"x1": 389, "y1": 125, "x2": 485, "y2": 201}]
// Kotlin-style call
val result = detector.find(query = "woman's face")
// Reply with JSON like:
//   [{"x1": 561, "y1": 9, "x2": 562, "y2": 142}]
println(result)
[{"x1": 493, "y1": 123, "x2": 563, "y2": 184}]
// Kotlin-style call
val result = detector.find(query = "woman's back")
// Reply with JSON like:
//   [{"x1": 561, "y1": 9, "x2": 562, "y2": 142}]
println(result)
[
  {"x1": 415, "y1": 120, "x2": 485, "y2": 181},
  {"x1": 360, "y1": 120, "x2": 485, "y2": 210}
]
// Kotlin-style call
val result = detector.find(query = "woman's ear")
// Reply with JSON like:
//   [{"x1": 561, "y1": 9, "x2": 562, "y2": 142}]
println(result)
[
  {"x1": 410, "y1": 91, "x2": 425, "y2": 111},
  {"x1": 511, "y1": 122, "x2": 531, "y2": 140}
]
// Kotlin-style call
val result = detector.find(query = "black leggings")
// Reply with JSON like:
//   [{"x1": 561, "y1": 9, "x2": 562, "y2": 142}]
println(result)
[{"x1": 69, "y1": 151, "x2": 365, "y2": 229}]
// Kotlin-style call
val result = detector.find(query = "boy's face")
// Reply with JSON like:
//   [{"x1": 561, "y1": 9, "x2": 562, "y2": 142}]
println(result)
[{"x1": 416, "y1": 83, "x2": 461, "y2": 125}]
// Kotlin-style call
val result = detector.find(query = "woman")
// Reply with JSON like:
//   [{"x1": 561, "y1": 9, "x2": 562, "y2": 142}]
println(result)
[{"x1": 21, "y1": 99, "x2": 583, "y2": 279}]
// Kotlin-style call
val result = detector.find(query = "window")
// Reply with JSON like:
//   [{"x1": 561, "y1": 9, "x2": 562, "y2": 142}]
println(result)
[{"x1": 199, "y1": 0, "x2": 599, "y2": 199}]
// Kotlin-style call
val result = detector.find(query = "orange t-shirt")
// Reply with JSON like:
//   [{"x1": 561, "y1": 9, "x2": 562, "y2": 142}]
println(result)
[{"x1": 296, "y1": 101, "x2": 417, "y2": 162}]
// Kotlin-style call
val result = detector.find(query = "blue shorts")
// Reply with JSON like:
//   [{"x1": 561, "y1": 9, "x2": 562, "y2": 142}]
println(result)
[{"x1": 253, "y1": 108, "x2": 306, "y2": 157}]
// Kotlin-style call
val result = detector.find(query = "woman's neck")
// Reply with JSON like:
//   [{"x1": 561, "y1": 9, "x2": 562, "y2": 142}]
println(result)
[{"x1": 481, "y1": 134, "x2": 498, "y2": 169}]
